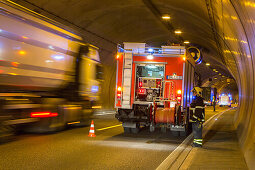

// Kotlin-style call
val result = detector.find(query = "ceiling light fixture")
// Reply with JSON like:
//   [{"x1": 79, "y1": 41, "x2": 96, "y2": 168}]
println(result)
[
  {"x1": 162, "y1": 15, "x2": 170, "y2": 20},
  {"x1": 175, "y1": 30, "x2": 182, "y2": 34}
]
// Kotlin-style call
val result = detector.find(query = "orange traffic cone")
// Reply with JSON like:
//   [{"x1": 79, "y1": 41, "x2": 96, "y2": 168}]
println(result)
[{"x1": 88, "y1": 120, "x2": 96, "y2": 137}]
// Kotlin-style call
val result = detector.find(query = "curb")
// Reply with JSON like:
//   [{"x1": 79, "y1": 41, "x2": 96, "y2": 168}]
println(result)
[{"x1": 156, "y1": 108, "x2": 232, "y2": 170}]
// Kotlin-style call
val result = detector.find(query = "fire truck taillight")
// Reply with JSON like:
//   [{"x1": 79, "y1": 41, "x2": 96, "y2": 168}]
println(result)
[
  {"x1": 117, "y1": 87, "x2": 122, "y2": 100},
  {"x1": 116, "y1": 54, "x2": 120, "y2": 59},
  {"x1": 177, "y1": 90, "x2": 182, "y2": 103},
  {"x1": 177, "y1": 90, "x2": 182, "y2": 95},
  {"x1": 139, "y1": 88, "x2": 146, "y2": 94}
]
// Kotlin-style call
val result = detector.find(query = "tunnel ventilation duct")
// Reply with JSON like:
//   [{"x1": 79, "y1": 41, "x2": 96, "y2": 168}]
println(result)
[{"x1": 187, "y1": 47, "x2": 202, "y2": 64}]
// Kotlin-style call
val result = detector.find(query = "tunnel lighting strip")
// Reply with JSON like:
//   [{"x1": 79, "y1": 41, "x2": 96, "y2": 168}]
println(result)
[{"x1": 97, "y1": 124, "x2": 122, "y2": 131}]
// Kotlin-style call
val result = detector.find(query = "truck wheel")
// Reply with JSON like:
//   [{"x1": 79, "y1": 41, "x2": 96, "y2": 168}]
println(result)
[
  {"x1": 180, "y1": 131, "x2": 187, "y2": 137},
  {"x1": 150, "y1": 124, "x2": 155, "y2": 132},
  {"x1": 172, "y1": 131, "x2": 180, "y2": 137},
  {"x1": 161, "y1": 126, "x2": 167, "y2": 133},
  {"x1": 131, "y1": 127, "x2": 139, "y2": 134},
  {"x1": 123, "y1": 127, "x2": 131, "y2": 133},
  {"x1": 41, "y1": 98, "x2": 66, "y2": 132}
]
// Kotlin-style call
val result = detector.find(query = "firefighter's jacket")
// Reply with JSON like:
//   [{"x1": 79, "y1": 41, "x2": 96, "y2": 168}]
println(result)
[{"x1": 190, "y1": 95, "x2": 205, "y2": 123}]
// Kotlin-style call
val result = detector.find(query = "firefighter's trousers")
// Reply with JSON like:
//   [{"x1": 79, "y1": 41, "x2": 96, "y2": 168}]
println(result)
[{"x1": 192, "y1": 121, "x2": 203, "y2": 146}]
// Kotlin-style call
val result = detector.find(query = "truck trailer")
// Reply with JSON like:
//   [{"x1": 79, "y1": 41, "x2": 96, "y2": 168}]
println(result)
[
  {"x1": 115, "y1": 43, "x2": 196, "y2": 136},
  {"x1": 0, "y1": 0, "x2": 102, "y2": 139}
]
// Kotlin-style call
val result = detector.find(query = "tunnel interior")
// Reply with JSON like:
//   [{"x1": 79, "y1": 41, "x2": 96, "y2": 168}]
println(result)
[{"x1": 10, "y1": 0, "x2": 255, "y2": 168}]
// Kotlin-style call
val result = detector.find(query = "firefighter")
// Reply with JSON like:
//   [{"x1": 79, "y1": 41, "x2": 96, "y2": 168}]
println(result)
[{"x1": 190, "y1": 87, "x2": 205, "y2": 147}]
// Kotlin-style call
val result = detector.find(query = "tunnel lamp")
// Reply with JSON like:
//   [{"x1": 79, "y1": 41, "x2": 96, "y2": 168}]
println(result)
[
  {"x1": 162, "y1": 15, "x2": 171, "y2": 20},
  {"x1": 222, "y1": 75, "x2": 225, "y2": 77},
  {"x1": 215, "y1": 70, "x2": 218, "y2": 73},
  {"x1": 219, "y1": 73, "x2": 222, "y2": 75},
  {"x1": 175, "y1": 30, "x2": 182, "y2": 34},
  {"x1": 206, "y1": 63, "x2": 210, "y2": 66},
  {"x1": 147, "y1": 54, "x2": 154, "y2": 60},
  {"x1": 184, "y1": 41, "x2": 190, "y2": 44},
  {"x1": 214, "y1": 78, "x2": 218, "y2": 79}
]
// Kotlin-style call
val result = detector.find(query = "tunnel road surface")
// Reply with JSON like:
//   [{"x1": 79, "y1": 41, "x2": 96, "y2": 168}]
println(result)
[{"x1": 0, "y1": 106, "x2": 228, "y2": 170}]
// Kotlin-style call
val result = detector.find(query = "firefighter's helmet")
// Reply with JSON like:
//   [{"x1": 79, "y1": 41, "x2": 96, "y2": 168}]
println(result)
[{"x1": 191, "y1": 87, "x2": 203, "y2": 96}]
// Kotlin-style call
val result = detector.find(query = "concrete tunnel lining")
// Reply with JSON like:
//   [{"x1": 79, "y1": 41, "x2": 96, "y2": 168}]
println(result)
[{"x1": 9, "y1": 0, "x2": 255, "y2": 169}]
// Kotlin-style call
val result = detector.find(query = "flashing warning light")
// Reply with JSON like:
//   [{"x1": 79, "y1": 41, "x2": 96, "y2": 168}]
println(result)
[
  {"x1": 31, "y1": 112, "x2": 58, "y2": 118},
  {"x1": 177, "y1": 97, "x2": 181, "y2": 100},
  {"x1": 91, "y1": 86, "x2": 99, "y2": 93},
  {"x1": 183, "y1": 56, "x2": 186, "y2": 61},
  {"x1": 116, "y1": 54, "x2": 120, "y2": 59},
  {"x1": 177, "y1": 90, "x2": 182, "y2": 95},
  {"x1": 18, "y1": 50, "x2": 26, "y2": 55},
  {"x1": 148, "y1": 48, "x2": 154, "y2": 53},
  {"x1": 117, "y1": 87, "x2": 122, "y2": 91}
]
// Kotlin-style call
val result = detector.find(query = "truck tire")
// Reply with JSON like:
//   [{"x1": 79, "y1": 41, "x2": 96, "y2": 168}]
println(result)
[
  {"x1": 150, "y1": 124, "x2": 155, "y2": 132},
  {"x1": 131, "y1": 123, "x2": 140, "y2": 134},
  {"x1": 131, "y1": 127, "x2": 139, "y2": 134},
  {"x1": 180, "y1": 130, "x2": 187, "y2": 137},
  {"x1": 161, "y1": 126, "x2": 167, "y2": 133},
  {"x1": 123, "y1": 127, "x2": 131, "y2": 133},
  {"x1": 172, "y1": 131, "x2": 180, "y2": 136},
  {"x1": 25, "y1": 98, "x2": 66, "y2": 133}
]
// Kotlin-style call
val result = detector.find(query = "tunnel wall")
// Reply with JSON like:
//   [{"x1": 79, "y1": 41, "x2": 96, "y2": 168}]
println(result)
[{"x1": 213, "y1": 0, "x2": 255, "y2": 168}]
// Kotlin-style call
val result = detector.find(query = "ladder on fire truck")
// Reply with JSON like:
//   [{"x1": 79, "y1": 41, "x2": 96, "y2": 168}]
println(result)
[{"x1": 122, "y1": 52, "x2": 132, "y2": 109}]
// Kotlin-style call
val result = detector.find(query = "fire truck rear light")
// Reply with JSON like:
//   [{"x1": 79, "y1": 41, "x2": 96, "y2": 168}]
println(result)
[
  {"x1": 117, "y1": 87, "x2": 122, "y2": 91},
  {"x1": 177, "y1": 97, "x2": 181, "y2": 100},
  {"x1": 183, "y1": 56, "x2": 186, "y2": 61},
  {"x1": 177, "y1": 90, "x2": 182, "y2": 94},
  {"x1": 31, "y1": 112, "x2": 58, "y2": 118},
  {"x1": 116, "y1": 54, "x2": 120, "y2": 59}
]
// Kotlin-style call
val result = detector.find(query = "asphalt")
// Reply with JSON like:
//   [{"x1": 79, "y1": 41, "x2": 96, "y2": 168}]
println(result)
[{"x1": 0, "y1": 106, "x2": 228, "y2": 170}]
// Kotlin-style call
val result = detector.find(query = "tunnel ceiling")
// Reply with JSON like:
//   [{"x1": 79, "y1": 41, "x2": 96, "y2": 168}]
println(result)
[{"x1": 12, "y1": 0, "x2": 234, "y2": 85}]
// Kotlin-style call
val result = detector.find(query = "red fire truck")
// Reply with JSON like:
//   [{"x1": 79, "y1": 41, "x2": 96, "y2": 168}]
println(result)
[{"x1": 115, "y1": 43, "x2": 195, "y2": 136}]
